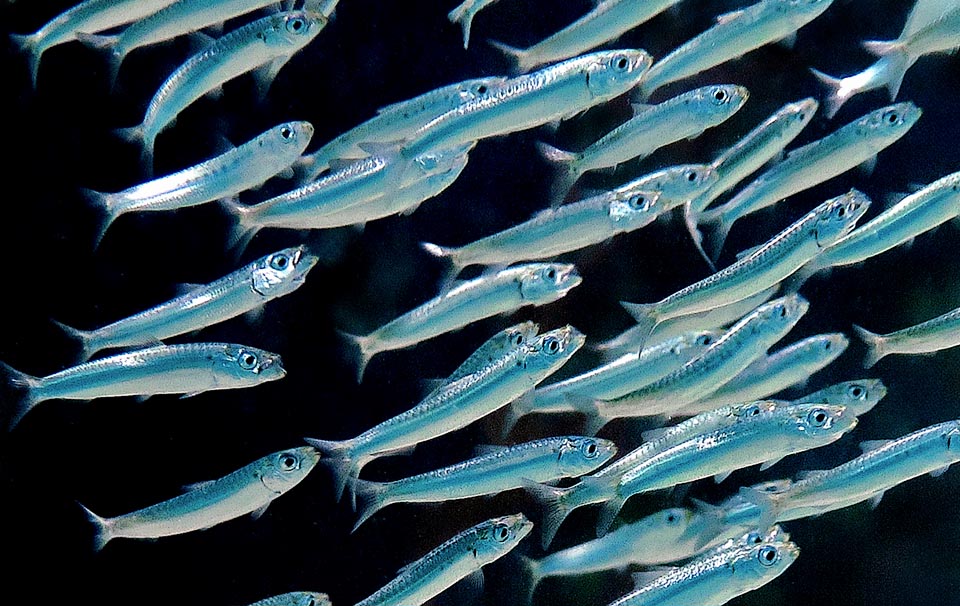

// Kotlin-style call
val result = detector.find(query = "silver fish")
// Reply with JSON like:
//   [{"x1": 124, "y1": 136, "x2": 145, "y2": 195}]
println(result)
[
  {"x1": 855, "y1": 304, "x2": 960, "y2": 368},
  {"x1": 79, "y1": 446, "x2": 319, "y2": 550},
  {"x1": 810, "y1": 55, "x2": 913, "y2": 119},
  {"x1": 351, "y1": 436, "x2": 615, "y2": 530},
  {"x1": 488, "y1": 0, "x2": 682, "y2": 73},
  {"x1": 119, "y1": 10, "x2": 326, "y2": 164},
  {"x1": 3, "y1": 343, "x2": 285, "y2": 429},
  {"x1": 638, "y1": 0, "x2": 835, "y2": 99},
  {"x1": 246, "y1": 592, "x2": 331, "y2": 606},
  {"x1": 354, "y1": 513, "x2": 532, "y2": 606},
  {"x1": 85, "y1": 121, "x2": 314, "y2": 245},
  {"x1": 53, "y1": 246, "x2": 318, "y2": 362},
  {"x1": 699, "y1": 103, "x2": 920, "y2": 260},
  {"x1": 341, "y1": 263, "x2": 581, "y2": 380},
  {"x1": 791, "y1": 378, "x2": 887, "y2": 415},
  {"x1": 305, "y1": 326, "x2": 584, "y2": 501}
]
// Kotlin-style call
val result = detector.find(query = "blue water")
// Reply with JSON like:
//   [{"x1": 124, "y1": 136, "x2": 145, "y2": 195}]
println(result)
[{"x1": 1, "y1": 1, "x2": 959, "y2": 605}]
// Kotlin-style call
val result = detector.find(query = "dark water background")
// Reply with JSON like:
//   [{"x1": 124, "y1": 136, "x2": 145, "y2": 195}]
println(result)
[{"x1": 2, "y1": 1, "x2": 959, "y2": 604}]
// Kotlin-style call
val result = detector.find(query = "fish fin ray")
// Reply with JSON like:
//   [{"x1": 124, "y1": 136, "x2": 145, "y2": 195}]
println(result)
[{"x1": 852, "y1": 324, "x2": 885, "y2": 368}]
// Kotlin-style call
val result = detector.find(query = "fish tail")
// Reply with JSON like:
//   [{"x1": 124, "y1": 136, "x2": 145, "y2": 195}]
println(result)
[
  {"x1": 78, "y1": 188, "x2": 121, "y2": 249},
  {"x1": 736, "y1": 486, "x2": 779, "y2": 531},
  {"x1": 618, "y1": 301, "x2": 660, "y2": 349},
  {"x1": 447, "y1": 2, "x2": 475, "y2": 49},
  {"x1": 115, "y1": 124, "x2": 156, "y2": 174},
  {"x1": 563, "y1": 393, "x2": 611, "y2": 436},
  {"x1": 860, "y1": 43, "x2": 915, "y2": 101},
  {"x1": 10, "y1": 32, "x2": 42, "y2": 88},
  {"x1": 683, "y1": 202, "x2": 717, "y2": 273},
  {"x1": 78, "y1": 501, "x2": 113, "y2": 551},
  {"x1": 853, "y1": 324, "x2": 886, "y2": 369},
  {"x1": 521, "y1": 480, "x2": 574, "y2": 549},
  {"x1": 75, "y1": 33, "x2": 123, "y2": 88},
  {"x1": 808, "y1": 67, "x2": 850, "y2": 120},
  {"x1": 0, "y1": 360, "x2": 42, "y2": 430},
  {"x1": 862, "y1": 39, "x2": 902, "y2": 59},
  {"x1": 220, "y1": 198, "x2": 261, "y2": 258},
  {"x1": 293, "y1": 152, "x2": 328, "y2": 183},
  {"x1": 594, "y1": 494, "x2": 626, "y2": 537},
  {"x1": 519, "y1": 555, "x2": 544, "y2": 604},
  {"x1": 335, "y1": 328, "x2": 376, "y2": 382},
  {"x1": 698, "y1": 210, "x2": 732, "y2": 264},
  {"x1": 536, "y1": 141, "x2": 581, "y2": 207},
  {"x1": 50, "y1": 319, "x2": 97, "y2": 363},
  {"x1": 686, "y1": 498, "x2": 729, "y2": 552},
  {"x1": 420, "y1": 242, "x2": 465, "y2": 280},
  {"x1": 351, "y1": 479, "x2": 390, "y2": 532},
  {"x1": 303, "y1": 437, "x2": 361, "y2": 501},
  {"x1": 487, "y1": 38, "x2": 532, "y2": 73},
  {"x1": 497, "y1": 394, "x2": 532, "y2": 439}
]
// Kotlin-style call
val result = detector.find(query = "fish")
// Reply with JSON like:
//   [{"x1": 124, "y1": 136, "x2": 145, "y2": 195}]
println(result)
[
  {"x1": 791, "y1": 378, "x2": 887, "y2": 415},
  {"x1": 339, "y1": 263, "x2": 581, "y2": 380},
  {"x1": 118, "y1": 10, "x2": 327, "y2": 165},
  {"x1": 79, "y1": 446, "x2": 319, "y2": 550},
  {"x1": 432, "y1": 321, "x2": 541, "y2": 389},
  {"x1": 637, "y1": 0, "x2": 835, "y2": 100},
  {"x1": 447, "y1": 0, "x2": 505, "y2": 48},
  {"x1": 354, "y1": 513, "x2": 533, "y2": 606},
  {"x1": 84, "y1": 121, "x2": 314, "y2": 245},
  {"x1": 351, "y1": 436, "x2": 616, "y2": 530},
  {"x1": 680, "y1": 332, "x2": 848, "y2": 414},
  {"x1": 305, "y1": 326, "x2": 584, "y2": 501},
  {"x1": 794, "y1": 171, "x2": 960, "y2": 287},
  {"x1": 488, "y1": 0, "x2": 682, "y2": 73},
  {"x1": 741, "y1": 419, "x2": 960, "y2": 525},
  {"x1": 10, "y1": 0, "x2": 178, "y2": 86},
  {"x1": 538, "y1": 85, "x2": 748, "y2": 201},
  {"x1": 698, "y1": 103, "x2": 920, "y2": 260},
  {"x1": 622, "y1": 190, "x2": 870, "y2": 340},
  {"x1": 2, "y1": 343, "x2": 286, "y2": 429},
  {"x1": 602, "y1": 401, "x2": 856, "y2": 534},
  {"x1": 52, "y1": 246, "x2": 318, "y2": 362},
  {"x1": 685, "y1": 98, "x2": 819, "y2": 269},
  {"x1": 854, "y1": 304, "x2": 960, "y2": 368},
  {"x1": 399, "y1": 49, "x2": 653, "y2": 166},
  {"x1": 246, "y1": 592, "x2": 331, "y2": 606},
  {"x1": 809, "y1": 55, "x2": 913, "y2": 119},
  {"x1": 297, "y1": 77, "x2": 505, "y2": 179}
]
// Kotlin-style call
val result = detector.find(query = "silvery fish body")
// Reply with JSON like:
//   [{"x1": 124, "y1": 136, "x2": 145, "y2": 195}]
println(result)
[
  {"x1": 401, "y1": 50, "x2": 653, "y2": 161},
  {"x1": 124, "y1": 10, "x2": 326, "y2": 161},
  {"x1": 351, "y1": 436, "x2": 615, "y2": 529},
  {"x1": 355, "y1": 514, "x2": 533, "y2": 606},
  {"x1": 746, "y1": 419, "x2": 960, "y2": 523},
  {"x1": 88, "y1": 121, "x2": 314, "y2": 244},
  {"x1": 865, "y1": 6, "x2": 960, "y2": 60},
  {"x1": 639, "y1": 0, "x2": 834, "y2": 98},
  {"x1": 791, "y1": 379, "x2": 887, "y2": 416},
  {"x1": 11, "y1": 0, "x2": 177, "y2": 85},
  {"x1": 447, "y1": 0, "x2": 506, "y2": 48},
  {"x1": 855, "y1": 304, "x2": 960, "y2": 368},
  {"x1": 701, "y1": 103, "x2": 920, "y2": 258},
  {"x1": 246, "y1": 592, "x2": 331, "y2": 606},
  {"x1": 609, "y1": 538, "x2": 798, "y2": 606},
  {"x1": 299, "y1": 77, "x2": 505, "y2": 179},
  {"x1": 436, "y1": 321, "x2": 541, "y2": 388},
  {"x1": 597, "y1": 296, "x2": 809, "y2": 422},
  {"x1": 489, "y1": 0, "x2": 681, "y2": 73},
  {"x1": 810, "y1": 55, "x2": 912, "y2": 119},
  {"x1": 80, "y1": 446, "x2": 319, "y2": 550},
  {"x1": 306, "y1": 326, "x2": 584, "y2": 500},
  {"x1": 682, "y1": 332, "x2": 848, "y2": 413},
  {"x1": 54, "y1": 246, "x2": 318, "y2": 361},
  {"x1": 623, "y1": 190, "x2": 869, "y2": 334},
  {"x1": 344, "y1": 263, "x2": 581, "y2": 379}
]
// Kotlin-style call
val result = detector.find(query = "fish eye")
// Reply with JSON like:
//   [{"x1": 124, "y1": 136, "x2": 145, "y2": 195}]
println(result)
[
  {"x1": 279, "y1": 454, "x2": 299, "y2": 470},
  {"x1": 665, "y1": 511, "x2": 679, "y2": 525},
  {"x1": 696, "y1": 334, "x2": 713, "y2": 346},
  {"x1": 757, "y1": 545, "x2": 779, "y2": 566},
  {"x1": 493, "y1": 524, "x2": 510, "y2": 542},
  {"x1": 583, "y1": 441, "x2": 599, "y2": 458},
  {"x1": 280, "y1": 126, "x2": 294, "y2": 140},
  {"x1": 778, "y1": 305, "x2": 787, "y2": 318},
  {"x1": 743, "y1": 404, "x2": 762, "y2": 417},
  {"x1": 837, "y1": 206, "x2": 846, "y2": 218},
  {"x1": 885, "y1": 111, "x2": 899, "y2": 124},
  {"x1": 629, "y1": 194, "x2": 646, "y2": 209},
  {"x1": 270, "y1": 253, "x2": 290, "y2": 270},
  {"x1": 544, "y1": 337, "x2": 561, "y2": 355},
  {"x1": 476, "y1": 84, "x2": 487, "y2": 94},
  {"x1": 823, "y1": 340, "x2": 831, "y2": 350},
  {"x1": 713, "y1": 88, "x2": 728, "y2": 102},
  {"x1": 807, "y1": 407, "x2": 829, "y2": 427},
  {"x1": 512, "y1": 332, "x2": 525, "y2": 346},
  {"x1": 239, "y1": 352, "x2": 259, "y2": 370},
  {"x1": 287, "y1": 17, "x2": 306, "y2": 33},
  {"x1": 686, "y1": 170, "x2": 698, "y2": 182},
  {"x1": 746, "y1": 531, "x2": 763, "y2": 545},
  {"x1": 763, "y1": 484, "x2": 780, "y2": 492},
  {"x1": 545, "y1": 268, "x2": 556, "y2": 280},
  {"x1": 611, "y1": 54, "x2": 629, "y2": 71},
  {"x1": 849, "y1": 385, "x2": 864, "y2": 398},
  {"x1": 306, "y1": 599, "x2": 315, "y2": 606}
]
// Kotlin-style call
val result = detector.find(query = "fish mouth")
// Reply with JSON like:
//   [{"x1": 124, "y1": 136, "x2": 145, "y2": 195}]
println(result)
[
  {"x1": 294, "y1": 247, "x2": 321, "y2": 276},
  {"x1": 261, "y1": 356, "x2": 287, "y2": 377},
  {"x1": 783, "y1": 540, "x2": 801, "y2": 560},
  {"x1": 556, "y1": 265, "x2": 583, "y2": 294}
]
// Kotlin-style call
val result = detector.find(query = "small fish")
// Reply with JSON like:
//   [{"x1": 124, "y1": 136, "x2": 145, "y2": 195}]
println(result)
[
  {"x1": 610, "y1": 537, "x2": 799, "y2": 606},
  {"x1": 699, "y1": 103, "x2": 920, "y2": 260},
  {"x1": 306, "y1": 326, "x2": 584, "y2": 501},
  {"x1": 791, "y1": 378, "x2": 887, "y2": 415},
  {"x1": 433, "y1": 321, "x2": 541, "y2": 389},
  {"x1": 622, "y1": 190, "x2": 870, "y2": 340},
  {"x1": 10, "y1": 0, "x2": 177, "y2": 86},
  {"x1": 2, "y1": 343, "x2": 285, "y2": 429},
  {"x1": 539, "y1": 85, "x2": 748, "y2": 201},
  {"x1": 80, "y1": 446, "x2": 319, "y2": 550},
  {"x1": 246, "y1": 592, "x2": 331, "y2": 606},
  {"x1": 84, "y1": 121, "x2": 314, "y2": 245},
  {"x1": 53, "y1": 246, "x2": 318, "y2": 362},
  {"x1": 447, "y1": 0, "x2": 505, "y2": 48},
  {"x1": 354, "y1": 513, "x2": 533, "y2": 606},
  {"x1": 637, "y1": 0, "x2": 835, "y2": 99},
  {"x1": 297, "y1": 77, "x2": 505, "y2": 179},
  {"x1": 681, "y1": 333, "x2": 848, "y2": 414},
  {"x1": 340, "y1": 263, "x2": 581, "y2": 380},
  {"x1": 488, "y1": 0, "x2": 682, "y2": 73},
  {"x1": 741, "y1": 419, "x2": 960, "y2": 525},
  {"x1": 351, "y1": 436, "x2": 615, "y2": 530},
  {"x1": 119, "y1": 10, "x2": 326, "y2": 165},
  {"x1": 855, "y1": 304, "x2": 960, "y2": 368}
]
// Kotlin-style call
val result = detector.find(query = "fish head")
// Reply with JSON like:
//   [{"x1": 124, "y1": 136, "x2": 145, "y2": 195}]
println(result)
[
  {"x1": 829, "y1": 379, "x2": 887, "y2": 415},
  {"x1": 264, "y1": 10, "x2": 328, "y2": 48},
  {"x1": 518, "y1": 263, "x2": 582, "y2": 303},
  {"x1": 219, "y1": 345, "x2": 287, "y2": 384},
  {"x1": 521, "y1": 325, "x2": 586, "y2": 377},
  {"x1": 812, "y1": 189, "x2": 872, "y2": 248},
  {"x1": 778, "y1": 97, "x2": 820, "y2": 131},
  {"x1": 291, "y1": 592, "x2": 332, "y2": 606},
  {"x1": 669, "y1": 329, "x2": 725, "y2": 357},
  {"x1": 641, "y1": 164, "x2": 719, "y2": 210},
  {"x1": 643, "y1": 507, "x2": 698, "y2": 542},
  {"x1": 585, "y1": 50, "x2": 653, "y2": 100},
  {"x1": 454, "y1": 77, "x2": 508, "y2": 105},
  {"x1": 252, "y1": 246, "x2": 320, "y2": 296},
  {"x1": 607, "y1": 189, "x2": 661, "y2": 225},
  {"x1": 751, "y1": 478, "x2": 795, "y2": 495},
  {"x1": 804, "y1": 332, "x2": 849, "y2": 360},
  {"x1": 260, "y1": 446, "x2": 322, "y2": 493},
  {"x1": 943, "y1": 422, "x2": 960, "y2": 455},
  {"x1": 854, "y1": 101, "x2": 922, "y2": 145},
  {"x1": 733, "y1": 539, "x2": 800, "y2": 585},
  {"x1": 472, "y1": 513, "x2": 534, "y2": 563},
  {"x1": 412, "y1": 141, "x2": 476, "y2": 177},
  {"x1": 556, "y1": 436, "x2": 617, "y2": 475},
  {"x1": 690, "y1": 84, "x2": 750, "y2": 118},
  {"x1": 747, "y1": 294, "x2": 810, "y2": 336},
  {"x1": 784, "y1": 403, "x2": 858, "y2": 442},
  {"x1": 731, "y1": 400, "x2": 780, "y2": 421},
  {"x1": 263, "y1": 121, "x2": 315, "y2": 156},
  {"x1": 775, "y1": 0, "x2": 835, "y2": 19}
]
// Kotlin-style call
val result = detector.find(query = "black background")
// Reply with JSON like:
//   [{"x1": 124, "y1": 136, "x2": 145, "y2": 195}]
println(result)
[{"x1": 2, "y1": 1, "x2": 960, "y2": 605}]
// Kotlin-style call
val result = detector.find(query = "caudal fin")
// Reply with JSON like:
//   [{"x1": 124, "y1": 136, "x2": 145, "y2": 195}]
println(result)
[
  {"x1": 51, "y1": 319, "x2": 97, "y2": 362},
  {"x1": 10, "y1": 33, "x2": 42, "y2": 88},
  {"x1": 351, "y1": 479, "x2": 390, "y2": 532},
  {"x1": 75, "y1": 33, "x2": 123, "y2": 89},
  {"x1": 522, "y1": 480, "x2": 575, "y2": 549},
  {"x1": 861, "y1": 44, "x2": 914, "y2": 100},
  {"x1": 697, "y1": 210, "x2": 733, "y2": 264},
  {"x1": 421, "y1": 242, "x2": 465, "y2": 280},
  {"x1": 115, "y1": 124, "x2": 155, "y2": 175},
  {"x1": 519, "y1": 555, "x2": 544, "y2": 604},
  {"x1": 618, "y1": 301, "x2": 660, "y2": 350},
  {"x1": 302, "y1": 437, "x2": 361, "y2": 502},
  {"x1": 78, "y1": 188, "x2": 122, "y2": 249},
  {"x1": 808, "y1": 67, "x2": 851, "y2": 120},
  {"x1": 447, "y1": 2, "x2": 475, "y2": 49},
  {"x1": 683, "y1": 203, "x2": 717, "y2": 272},
  {"x1": 852, "y1": 324, "x2": 886, "y2": 368},
  {"x1": 335, "y1": 328, "x2": 377, "y2": 382},
  {"x1": 735, "y1": 486, "x2": 779, "y2": 531},
  {"x1": 0, "y1": 360, "x2": 42, "y2": 430},
  {"x1": 79, "y1": 502, "x2": 113, "y2": 551},
  {"x1": 488, "y1": 39, "x2": 534, "y2": 73},
  {"x1": 594, "y1": 494, "x2": 626, "y2": 537},
  {"x1": 536, "y1": 141, "x2": 582, "y2": 207},
  {"x1": 220, "y1": 198, "x2": 261, "y2": 258}
]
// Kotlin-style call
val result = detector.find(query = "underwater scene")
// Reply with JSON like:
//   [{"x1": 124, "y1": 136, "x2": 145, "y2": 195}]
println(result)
[{"x1": 2, "y1": 0, "x2": 960, "y2": 605}]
